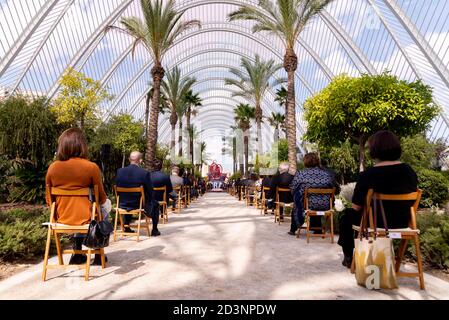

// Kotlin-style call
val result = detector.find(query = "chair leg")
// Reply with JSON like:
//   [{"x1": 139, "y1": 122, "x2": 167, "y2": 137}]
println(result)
[
  {"x1": 55, "y1": 233, "x2": 63, "y2": 265},
  {"x1": 145, "y1": 218, "x2": 151, "y2": 237},
  {"x1": 85, "y1": 249, "x2": 91, "y2": 281},
  {"x1": 137, "y1": 213, "x2": 142, "y2": 242},
  {"x1": 100, "y1": 248, "x2": 106, "y2": 269},
  {"x1": 413, "y1": 236, "x2": 425, "y2": 290},
  {"x1": 395, "y1": 239, "x2": 408, "y2": 273},
  {"x1": 41, "y1": 228, "x2": 52, "y2": 281},
  {"x1": 330, "y1": 213, "x2": 334, "y2": 244},
  {"x1": 113, "y1": 209, "x2": 119, "y2": 242},
  {"x1": 306, "y1": 215, "x2": 310, "y2": 244}
]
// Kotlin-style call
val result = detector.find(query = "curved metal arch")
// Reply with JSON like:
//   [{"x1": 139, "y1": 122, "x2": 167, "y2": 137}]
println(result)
[
  {"x1": 319, "y1": 10, "x2": 376, "y2": 75},
  {"x1": 176, "y1": 0, "x2": 335, "y2": 79},
  {"x1": 159, "y1": 103, "x2": 275, "y2": 145},
  {"x1": 106, "y1": 23, "x2": 316, "y2": 116},
  {"x1": 154, "y1": 86, "x2": 305, "y2": 136},
  {"x1": 8, "y1": 0, "x2": 76, "y2": 95},
  {"x1": 0, "y1": 0, "x2": 59, "y2": 78},
  {"x1": 382, "y1": 0, "x2": 449, "y2": 89},
  {"x1": 46, "y1": 0, "x2": 134, "y2": 100},
  {"x1": 118, "y1": 62, "x2": 285, "y2": 120}
]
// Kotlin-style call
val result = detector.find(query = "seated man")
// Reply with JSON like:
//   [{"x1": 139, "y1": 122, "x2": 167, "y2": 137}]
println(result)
[
  {"x1": 268, "y1": 163, "x2": 295, "y2": 221},
  {"x1": 115, "y1": 151, "x2": 160, "y2": 237},
  {"x1": 170, "y1": 166, "x2": 184, "y2": 209},
  {"x1": 151, "y1": 159, "x2": 174, "y2": 220}
]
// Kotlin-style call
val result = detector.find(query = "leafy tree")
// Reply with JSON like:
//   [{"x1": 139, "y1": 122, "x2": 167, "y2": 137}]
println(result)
[
  {"x1": 109, "y1": 0, "x2": 200, "y2": 170},
  {"x1": 0, "y1": 95, "x2": 62, "y2": 167},
  {"x1": 183, "y1": 90, "x2": 202, "y2": 163},
  {"x1": 161, "y1": 67, "x2": 196, "y2": 160},
  {"x1": 304, "y1": 73, "x2": 439, "y2": 171},
  {"x1": 51, "y1": 68, "x2": 111, "y2": 131},
  {"x1": 328, "y1": 140, "x2": 358, "y2": 184},
  {"x1": 234, "y1": 103, "x2": 256, "y2": 174},
  {"x1": 225, "y1": 55, "x2": 285, "y2": 156},
  {"x1": 229, "y1": 0, "x2": 334, "y2": 173},
  {"x1": 267, "y1": 112, "x2": 285, "y2": 141},
  {"x1": 401, "y1": 134, "x2": 437, "y2": 169}
]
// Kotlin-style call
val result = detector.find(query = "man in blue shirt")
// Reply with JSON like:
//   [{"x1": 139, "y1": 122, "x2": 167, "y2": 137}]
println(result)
[{"x1": 115, "y1": 151, "x2": 160, "y2": 237}]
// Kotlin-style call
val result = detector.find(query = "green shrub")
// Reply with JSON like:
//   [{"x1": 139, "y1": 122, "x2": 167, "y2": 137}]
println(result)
[
  {"x1": 6, "y1": 160, "x2": 47, "y2": 204},
  {"x1": 416, "y1": 168, "x2": 449, "y2": 207},
  {"x1": 0, "y1": 208, "x2": 51, "y2": 261}
]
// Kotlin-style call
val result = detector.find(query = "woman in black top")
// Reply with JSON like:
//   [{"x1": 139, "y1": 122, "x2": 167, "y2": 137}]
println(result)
[{"x1": 338, "y1": 130, "x2": 418, "y2": 268}]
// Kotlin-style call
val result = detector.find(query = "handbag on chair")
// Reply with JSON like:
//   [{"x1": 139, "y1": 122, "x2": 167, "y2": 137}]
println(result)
[{"x1": 354, "y1": 196, "x2": 398, "y2": 289}]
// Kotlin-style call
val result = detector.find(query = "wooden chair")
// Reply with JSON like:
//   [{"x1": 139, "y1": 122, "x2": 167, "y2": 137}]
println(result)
[
  {"x1": 42, "y1": 186, "x2": 106, "y2": 282},
  {"x1": 297, "y1": 188, "x2": 336, "y2": 244},
  {"x1": 171, "y1": 186, "x2": 185, "y2": 213},
  {"x1": 113, "y1": 186, "x2": 151, "y2": 242},
  {"x1": 185, "y1": 186, "x2": 191, "y2": 206},
  {"x1": 350, "y1": 189, "x2": 425, "y2": 290},
  {"x1": 254, "y1": 186, "x2": 262, "y2": 209},
  {"x1": 275, "y1": 187, "x2": 293, "y2": 225},
  {"x1": 246, "y1": 186, "x2": 257, "y2": 206},
  {"x1": 153, "y1": 186, "x2": 168, "y2": 224},
  {"x1": 260, "y1": 187, "x2": 271, "y2": 215}
]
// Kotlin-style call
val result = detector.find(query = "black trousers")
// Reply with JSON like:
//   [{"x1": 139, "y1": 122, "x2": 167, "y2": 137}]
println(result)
[
  {"x1": 123, "y1": 211, "x2": 159, "y2": 230},
  {"x1": 337, "y1": 208, "x2": 362, "y2": 257}
]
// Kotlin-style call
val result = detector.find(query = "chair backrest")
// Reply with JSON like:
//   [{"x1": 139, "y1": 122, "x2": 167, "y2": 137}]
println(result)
[
  {"x1": 276, "y1": 187, "x2": 291, "y2": 203},
  {"x1": 153, "y1": 186, "x2": 167, "y2": 202},
  {"x1": 114, "y1": 186, "x2": 145, "y2": 210},
  {"x1": 49, "y1": 185, "x2": 100, "y2": 223},
  {"x1": 303, "y1": 188, "x2": 336, "y2": 211},
  {"x1": 364, "y1": 189, "x2": 422, "y2": 229}
]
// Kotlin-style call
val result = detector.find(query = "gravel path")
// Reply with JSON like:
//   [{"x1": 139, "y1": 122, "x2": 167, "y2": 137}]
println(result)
[{"x1": 1, "y1": 192, "x2": 448, "y2": 300}]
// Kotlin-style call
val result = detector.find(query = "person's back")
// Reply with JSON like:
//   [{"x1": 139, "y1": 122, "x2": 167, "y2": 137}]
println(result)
[
  {"x1": 116, "y1": 163, "x2": 152, "y2": 211},
  {"x1": 352, "y1": 163, "x2": 417, "y2": 228},
  {"x1": 151, "y1": 160, "x2": 173, "y2": 203},
  {"x1": 270, "y1": 165, "x2": 294, "y2": 203},
  {"x1": 170, "y1": 167, "x2": 184, "y2": 189}
]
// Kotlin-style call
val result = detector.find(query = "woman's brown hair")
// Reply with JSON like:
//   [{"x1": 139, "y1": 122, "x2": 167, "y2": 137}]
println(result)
[
  {"x1": 368, "y1": 130, "x2": 402, "y2": 161},
  {"x1": 303, "y1": 152, "x2": 320, "y2": 168},
  {"x1": 56, "y1": 128, "x2": 88, "y2": 161}
]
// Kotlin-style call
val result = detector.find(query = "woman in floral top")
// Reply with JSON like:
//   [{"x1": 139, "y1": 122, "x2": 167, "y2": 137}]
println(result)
[{"x1": 289, "y1": 153, "x2": 339, "y2": 235}]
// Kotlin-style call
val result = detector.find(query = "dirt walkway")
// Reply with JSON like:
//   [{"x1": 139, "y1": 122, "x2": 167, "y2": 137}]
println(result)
[{"x1": 1, "y1": 193, "x2": 448, "y2": 300}]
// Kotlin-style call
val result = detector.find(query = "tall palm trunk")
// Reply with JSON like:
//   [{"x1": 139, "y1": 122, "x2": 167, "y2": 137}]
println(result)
[
  {"x1": 178, "y1": 118, "x2": 183, "y2": 158},
  {"x1": 170, "y1": 123, "x2": 176, "y2": 161},
  {"x1": 274, "y1": 126, "x2": 279, "y2": 142},
  {"x1": 284, "y1": 48, "x2": 298, "y2": 174},
  {"x1": 233, "y1": 137, "x2": 237, "y2": 174},
  {"x1": 144, "y1": 91, "x2": 151, "y2": 138},
  {"x1": 186, "y1": 108, "x2": 193, "y2": 163},
  {"x1": 244, "y1": 129, "x2": 249, "y2": 175},
  {"x1": 146, "y1": 64, "x2": 165, "y2": 171},
  {"x1": 255, "y1": 103, "x2": 263, "y2": 156}
]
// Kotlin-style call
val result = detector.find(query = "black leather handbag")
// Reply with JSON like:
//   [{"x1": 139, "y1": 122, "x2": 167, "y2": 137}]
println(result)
[{"x1": 83, "y1": 219, "x2": 113, "y2": 249}]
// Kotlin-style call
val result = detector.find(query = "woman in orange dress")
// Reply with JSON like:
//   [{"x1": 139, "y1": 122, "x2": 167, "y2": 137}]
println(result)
[{"x1": 46, "y1": 128, "x2": 108, "y2": 265}]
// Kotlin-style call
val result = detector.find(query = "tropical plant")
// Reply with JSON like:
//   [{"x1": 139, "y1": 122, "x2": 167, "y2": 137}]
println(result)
[
  {"x1": 416, "y1": 168, "x2": 449, "y2": 208},
  {"x1": 267, "y1": 112, "x2": 285, "y2": 141},
  {"x1": 275, "y1": 86, "x2": 288, "y2": 138},
  {"x1": 304, "y1": 73, "x2": 439, "y2": 171},
  {"x1": 160, "y1": 67, "x2": 196, "y2": 161},
  {"x1": 0, "y1": 95, "x2": 62, "y2": 167},
  {"x1": 6, "y1": 160, "x2": 46, "y2": 204},
  {"x1": 401, "y1": 134, "x2": 438, "y2": 170},
  {"x1": 234, "y1": 104, "x2": 256, "y2": 174},
  {"x1": 183, "y1": 90, "x2": 202, "y2": 163},
  {"x1": 229, "y1": 0, "x2": 334, "y2": 173},
  {"x1": 328, "y1": 140, "x2": 358, "y2": 185},
  {"x1": 51, "y1": 68, "x2": 111, "y2": 131},
  {"x1": 109, "y1": 0, "x2": 200, "y2": 170},
  {"x1": 225, "y1": 54, "x2": 284, "y2": 156}
]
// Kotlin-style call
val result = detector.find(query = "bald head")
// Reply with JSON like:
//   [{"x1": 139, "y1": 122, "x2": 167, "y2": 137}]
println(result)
[{"x1": 129, "y1": 151, "x2": 142, "y2": 165}]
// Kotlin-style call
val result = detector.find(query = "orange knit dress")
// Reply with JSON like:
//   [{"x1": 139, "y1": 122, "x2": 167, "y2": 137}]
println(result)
[{"x1": 45, "y1": 158, "x2": 107, "y2": 225}]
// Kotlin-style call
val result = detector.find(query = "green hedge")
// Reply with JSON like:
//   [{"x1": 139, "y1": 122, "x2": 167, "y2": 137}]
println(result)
[
  {"x1": 416, "y1": 168, "x2": 449, "y2": 207},
  {"x1": 0, "y1": 208, "x2": 64, "y2": 262}
]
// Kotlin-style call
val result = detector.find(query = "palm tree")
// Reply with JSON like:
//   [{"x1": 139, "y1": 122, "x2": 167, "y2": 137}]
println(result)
[
  {"x1": 225, "y1": 55, "x2": 284, "y2": 156},
  {"x1": 275, "y1": 86, "x2": 288, "y2": 139},
  {"x1": 234, "y1": 103, "x2": 256, "y2": 175},
  {"x1": 160, "y1": 67, "x2": 196, "y2": 161},
  {"x1": 229, "y1": 0, "x2": 334, "y2": 173},
  {"x1": 183, "y1": 90, "x2": 202, "y2": 163},
  {"x1": 108, "y1": 0, "x2": 200, "y2": 170},
  {"x1": 268, "y1": 112, "x2": 285, "y2": 141}
]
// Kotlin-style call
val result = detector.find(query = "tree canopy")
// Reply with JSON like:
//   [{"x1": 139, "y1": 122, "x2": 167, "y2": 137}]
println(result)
[{"x1": 303, "y1": 72, "x2": 439, "y2": 171}]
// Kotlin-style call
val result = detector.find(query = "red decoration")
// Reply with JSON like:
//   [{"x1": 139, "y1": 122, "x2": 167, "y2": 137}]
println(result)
[{"x1": 209, "y1": 161, "x2": 223, "y2": 180}]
